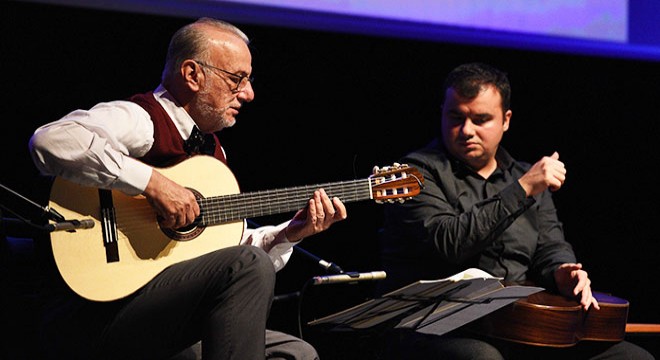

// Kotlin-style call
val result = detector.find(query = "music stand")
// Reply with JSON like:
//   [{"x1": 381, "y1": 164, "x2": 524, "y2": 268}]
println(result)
[{"x1": 308, "y1": 268, "x2": 543, "y2": 337}]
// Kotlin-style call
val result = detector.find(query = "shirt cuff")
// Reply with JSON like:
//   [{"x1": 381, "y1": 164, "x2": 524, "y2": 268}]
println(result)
[
  {"x1": 500, "y1": 181, "x2": 535, "y2": 214},
  {"x1": 114, "y1": 157, "x2": 153, "y2": 196}
]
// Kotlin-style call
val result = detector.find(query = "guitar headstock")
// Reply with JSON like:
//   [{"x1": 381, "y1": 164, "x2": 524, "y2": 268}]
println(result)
[{"x1": 370, "y1": 163, "x2": 424, "y2": 203}]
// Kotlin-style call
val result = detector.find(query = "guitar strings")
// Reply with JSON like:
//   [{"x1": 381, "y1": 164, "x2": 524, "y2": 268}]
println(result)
[
  {"x1": 197, "y1": 174, "x2": 419, "y2": 225},
  {"x1": 198, "y1": 179, "x2": 371, "y2": 225}
]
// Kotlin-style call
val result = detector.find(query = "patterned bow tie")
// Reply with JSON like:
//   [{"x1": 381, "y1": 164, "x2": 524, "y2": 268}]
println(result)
[{"x1": 184, "y1": 126, "x2": 216, "y2": 155}]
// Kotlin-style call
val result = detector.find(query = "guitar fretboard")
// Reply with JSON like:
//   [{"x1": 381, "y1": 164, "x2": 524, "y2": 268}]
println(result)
[{"x1": 198, "y1": 178, "x2": 372, "y2": 225}]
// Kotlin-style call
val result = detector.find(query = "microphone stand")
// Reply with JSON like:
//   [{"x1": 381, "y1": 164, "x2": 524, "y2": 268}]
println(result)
[
  {"x1": 1, "y1": 182, "x2": 64, "y2": 222},
  {"x1": 0, "y1": 182, "x2": 92, "y2": 235},
  {"x1": 270, "y1": 246, "x2": 347, "y2": 303},
  {"x1": 294, "y1": 245, "x2": 345, "y2": 274},
  {"x1": 1, "y1": 183, "x2": 53, "y2": 237}
]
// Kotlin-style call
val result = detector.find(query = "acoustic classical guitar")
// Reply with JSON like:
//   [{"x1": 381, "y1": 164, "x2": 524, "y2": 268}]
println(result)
[
  {"x1": 47, "y1": 155, "x2": 424, "y2": 302},
  {"x1": 466, "y1": 290, "x2": 630, "y2": 347}
]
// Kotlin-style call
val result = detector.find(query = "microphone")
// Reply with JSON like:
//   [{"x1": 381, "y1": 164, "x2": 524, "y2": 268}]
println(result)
[
  {"x1": 45, "y1": 219, "x2": 95, "y2": 232},
  {"x1": 312, "y1": 271, "x2": 387, "y2": 285}
]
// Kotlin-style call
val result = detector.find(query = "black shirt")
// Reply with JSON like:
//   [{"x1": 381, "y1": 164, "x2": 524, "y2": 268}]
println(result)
[{"x1": 378, "y1": 139, "x2": 576, "y2": 295}]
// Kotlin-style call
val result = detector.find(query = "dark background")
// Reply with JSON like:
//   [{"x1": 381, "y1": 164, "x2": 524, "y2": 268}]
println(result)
[{"x1": 2, "y1": 1, "x2": 659, "y2": 358}]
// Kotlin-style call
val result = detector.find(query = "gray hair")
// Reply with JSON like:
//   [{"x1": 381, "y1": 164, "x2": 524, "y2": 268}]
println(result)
[{"x1": 161, "y1": 17, "x2": 249, "y2": 83}]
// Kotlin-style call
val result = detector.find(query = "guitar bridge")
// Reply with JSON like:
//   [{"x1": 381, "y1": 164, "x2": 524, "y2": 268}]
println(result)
[{"x1": 99, "y1": 189, "x2": 119, "y2": 263}]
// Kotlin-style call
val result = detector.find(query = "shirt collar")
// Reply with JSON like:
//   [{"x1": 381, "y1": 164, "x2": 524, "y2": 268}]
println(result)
[
  {"x1": 494, "y1": 146, "x2": 515, "y2": 171},
  {"x1": 153, "y1": 84, "x2": 197, "y2": 139}
]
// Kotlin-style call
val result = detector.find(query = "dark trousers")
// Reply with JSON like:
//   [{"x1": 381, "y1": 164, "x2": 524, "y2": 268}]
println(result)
[
  {"x1": 383, "y1": 329, "x2": 655, "y2": 360},
  {"x1": 171, "y1": 330, "x2": 319, "y2": 360},
  {"x1": 40, "y1": 245, "x2": 275, "y2": 360}
]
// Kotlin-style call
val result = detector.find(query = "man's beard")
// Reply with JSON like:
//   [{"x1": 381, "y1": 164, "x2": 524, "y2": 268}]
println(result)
[
  {"x1": 199, "y1": 99, "x2": 234, "y2": 131},
  {"x1": 196, "y1": 83, "x2": 235, "y2": 131}
]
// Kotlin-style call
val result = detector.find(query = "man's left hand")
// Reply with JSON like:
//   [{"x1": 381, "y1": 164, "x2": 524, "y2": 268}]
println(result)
[{"x1": 284, "y1": 188, "x2": 347, "y2": 242}]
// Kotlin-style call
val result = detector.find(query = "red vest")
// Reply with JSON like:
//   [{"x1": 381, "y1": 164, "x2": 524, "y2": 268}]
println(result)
[{"x1": 128, "y1": 92, "x2": 226, "y2": 167}]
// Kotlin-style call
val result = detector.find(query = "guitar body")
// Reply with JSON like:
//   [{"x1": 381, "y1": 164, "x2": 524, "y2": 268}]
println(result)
[
  {"x1": 48, "y1": 156, "x2": 423, "y2": 302},
  {"x1": 467, "y1": 290, "x2": 629, "y2": 347},
  {"x1": 49, "y1": 156, "x2": 244, "y2": 302}
]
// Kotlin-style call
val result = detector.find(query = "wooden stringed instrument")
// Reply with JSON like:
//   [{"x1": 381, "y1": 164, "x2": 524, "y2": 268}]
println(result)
[
  {"x1": 466, "y1": 290, "x2": 630, "y2": 347},
  {"x1": 47, "y1": 155, "x2": 424, "y2": 302}
]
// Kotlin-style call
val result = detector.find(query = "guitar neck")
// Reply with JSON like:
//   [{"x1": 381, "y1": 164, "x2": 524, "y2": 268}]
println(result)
[{"x1": 198, "y1": 178, "x2": 371, "y2": 225}]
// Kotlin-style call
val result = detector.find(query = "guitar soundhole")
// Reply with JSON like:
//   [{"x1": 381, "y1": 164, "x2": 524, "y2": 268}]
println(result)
[{"x1": 160, "y1": 187, "x2": 206, "y2": 241}]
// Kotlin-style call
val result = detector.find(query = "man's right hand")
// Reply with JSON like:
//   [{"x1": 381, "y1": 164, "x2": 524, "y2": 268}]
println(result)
[
  {"x1": 554, "y1": 262, "x2": 600, "y2": 311},
  {"x1": 518, "y1": 151, "x2": 566, "y2": 197},
  {"x1": 142, "y1": 170, "x2": 200, "y2": 229}
]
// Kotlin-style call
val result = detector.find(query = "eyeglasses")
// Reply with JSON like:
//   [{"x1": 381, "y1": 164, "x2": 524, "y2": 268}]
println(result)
[{"x1": 195, "y1": 60, "x2": 253, "y2": 92}]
